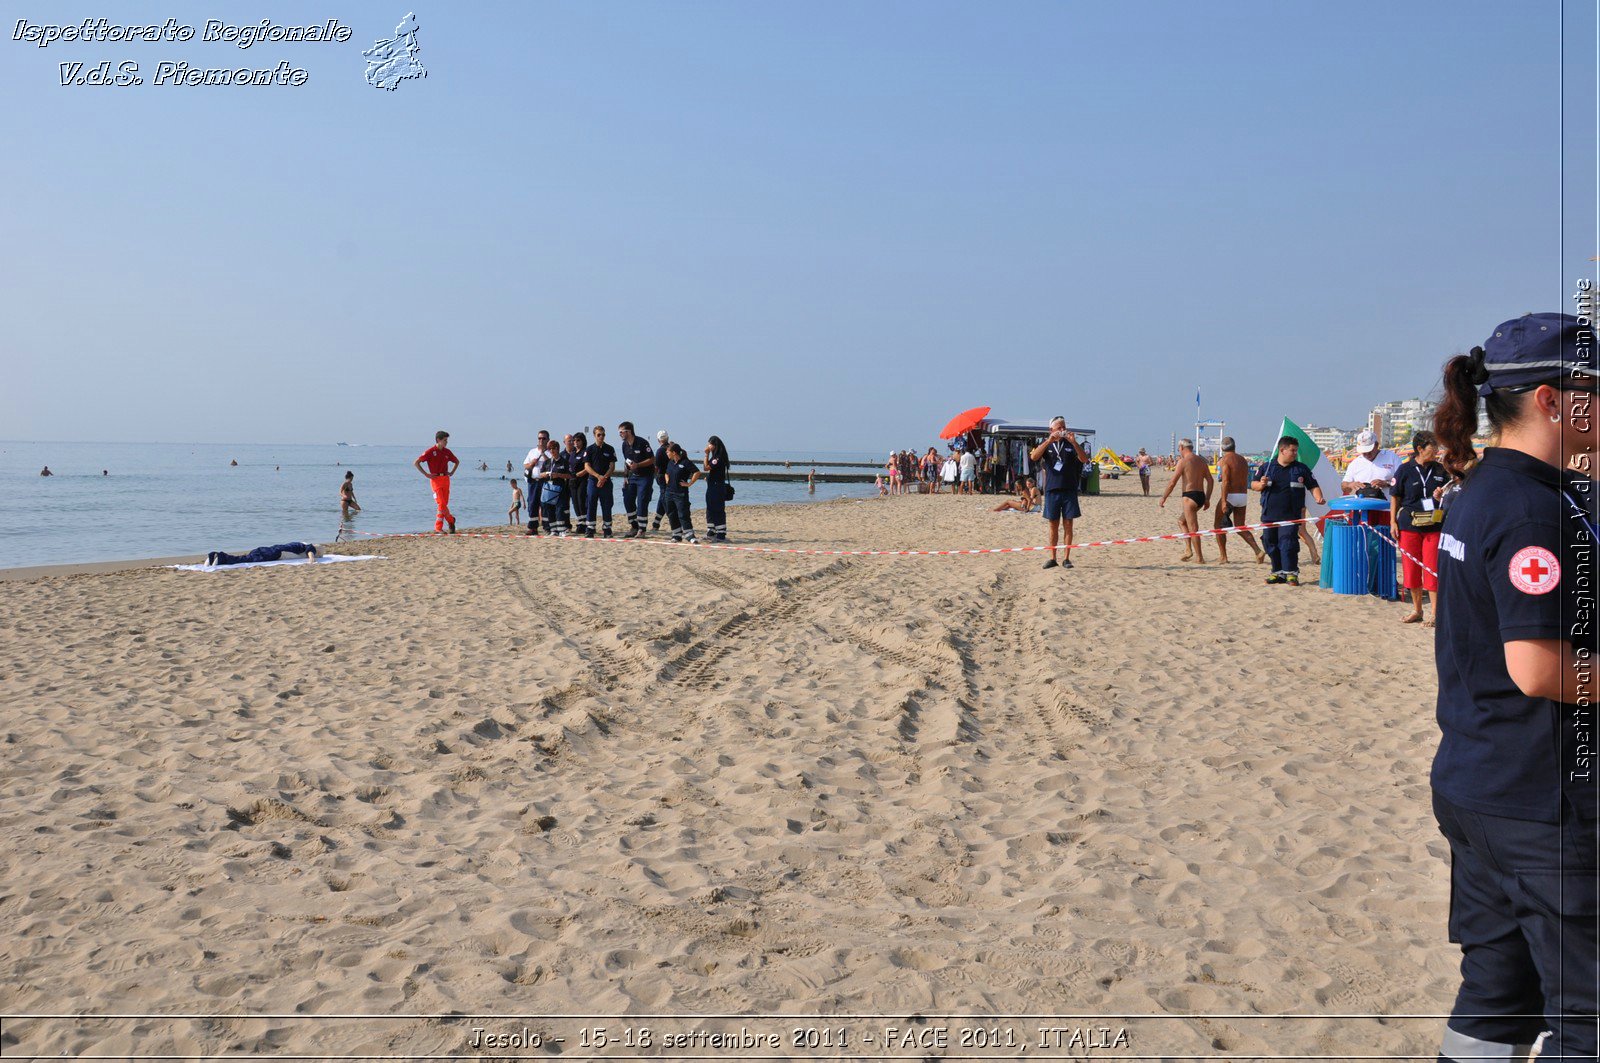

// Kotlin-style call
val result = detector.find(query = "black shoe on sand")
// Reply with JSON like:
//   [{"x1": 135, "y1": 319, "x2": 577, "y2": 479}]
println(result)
[{"x1": 1042, "y1": 558, "x2": 1058, "y2": 570}]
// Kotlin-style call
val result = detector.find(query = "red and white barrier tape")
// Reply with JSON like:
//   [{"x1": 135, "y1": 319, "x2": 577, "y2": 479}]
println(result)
[
  {"x1": 333, "y1": 517, "x2": 1317, "y2": 558},
  {"x1": 1358, "y1": 521, "x2": 1440, "y2": 579}
]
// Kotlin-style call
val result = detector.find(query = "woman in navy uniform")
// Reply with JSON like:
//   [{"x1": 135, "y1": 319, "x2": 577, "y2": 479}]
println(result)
[
  {"x1": 567, "y1": 431, "x2": 590, "y2": 537},
  {"x1": 704, "y1": 435, "x2": 731, "y2": 542},
  {"x1": 543, "y1": 439, "x2": 571, "y2": 535},
  {"x1": 664, "y1": 443, "x2": 701, "y2": 543},
  {"x1": 1430, "y1": 313, "x2": 1597, "y2": 1062}
]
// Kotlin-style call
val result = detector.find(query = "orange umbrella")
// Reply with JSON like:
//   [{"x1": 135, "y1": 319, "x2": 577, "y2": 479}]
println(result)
[{"x1": 939, "y1": 405, "x2": 991, "y2": 440}]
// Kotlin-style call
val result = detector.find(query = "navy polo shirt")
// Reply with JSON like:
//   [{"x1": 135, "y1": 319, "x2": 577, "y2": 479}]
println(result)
[
  {"x1": 548, "y1": 451, "x2": 570, "y2": 484},
  {"x1": 584, "y1": 442, "x2": 617, "y2": 479},
  {"x1": 1257, "y1": 459, "x2": 1318, "y2": 522},
  {"x1": 667, "y1": 457, "x2": 699, "y2": 491},
  {"x1": 621, "y1": 437, "x2": 653, "y2": 477},
  {"x1": 567, "y1": 447, "x2": 589, "y2": 485},
  {"x1": 1433, "y1": 448, "x2": 1595, "y2": 822},
  {"x1": 1040, "y1": 440, "x2": 1084, "y2": 493},
  {"x1": 654, "y1": 443, "x2": 671, "y2": 481},
  {"x1": 1391, "y1": 459, "x2": 1447, "y2": 533},
  {"x1": 705, "y1": 452, "x2": 727, "y2": 484}
]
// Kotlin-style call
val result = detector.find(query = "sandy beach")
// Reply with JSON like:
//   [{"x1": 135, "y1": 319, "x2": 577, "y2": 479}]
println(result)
[{"x1": 1, "y1": 478, "x2": 1455, "y2": 1059}]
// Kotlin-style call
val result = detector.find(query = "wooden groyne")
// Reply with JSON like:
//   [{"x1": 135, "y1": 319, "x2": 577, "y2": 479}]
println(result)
[{"x1": 735, "y1": 470, "x2": 877, "y2": 483}]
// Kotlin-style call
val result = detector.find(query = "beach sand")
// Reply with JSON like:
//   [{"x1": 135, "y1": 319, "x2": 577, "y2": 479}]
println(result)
[{"x1": 1, "y1": 480, "x2": 1454, "y2": 1059}]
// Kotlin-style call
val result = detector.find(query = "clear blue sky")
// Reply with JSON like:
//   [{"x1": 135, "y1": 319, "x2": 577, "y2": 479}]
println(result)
[{"x1": 3, "y1": 0, "x2": 1595, "y2": 452}]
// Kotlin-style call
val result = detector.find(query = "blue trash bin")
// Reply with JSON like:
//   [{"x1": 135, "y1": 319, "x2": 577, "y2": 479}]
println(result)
[{"x1": 1324, "y1": 497, "x2": 1398, "y2": 600}]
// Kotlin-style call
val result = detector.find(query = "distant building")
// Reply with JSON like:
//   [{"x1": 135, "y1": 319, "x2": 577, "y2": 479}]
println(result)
[
  {"x1": 1303, "y1": 424, "x2": 1355, "y2": 453},
  {"x1": 1370, "y1": 398, "x2": 1437, "y2": 449}
]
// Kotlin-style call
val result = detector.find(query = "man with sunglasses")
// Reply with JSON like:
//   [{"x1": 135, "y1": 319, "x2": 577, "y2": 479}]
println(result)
[{"x1": 522, "y1": 429, "x2": 551, "y2": 535}]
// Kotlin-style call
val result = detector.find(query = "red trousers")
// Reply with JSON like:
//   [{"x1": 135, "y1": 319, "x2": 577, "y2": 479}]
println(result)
[{"x1": 430, "y1": 475, "x2": 454, "y2": 530}]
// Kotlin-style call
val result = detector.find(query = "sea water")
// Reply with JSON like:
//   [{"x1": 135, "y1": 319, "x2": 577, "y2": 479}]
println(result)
[{"x1": 1, "y1": 441, "x2": 882, "y2": 569}]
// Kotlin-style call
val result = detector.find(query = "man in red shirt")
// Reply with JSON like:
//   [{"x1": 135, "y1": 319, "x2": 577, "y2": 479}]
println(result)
[{"x1": 413, "y1": 430, "x2": 459, "y2": 533}]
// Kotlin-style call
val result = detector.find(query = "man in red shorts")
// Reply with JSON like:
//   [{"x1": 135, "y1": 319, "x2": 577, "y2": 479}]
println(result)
[{"x1": 414, "y1": 430, "x2": 459, "y2": 533}]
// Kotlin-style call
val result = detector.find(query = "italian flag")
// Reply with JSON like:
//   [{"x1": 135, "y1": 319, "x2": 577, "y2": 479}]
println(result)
[{"x1": 1271, "y1": 417, "x2": 1339, "y2": 523}]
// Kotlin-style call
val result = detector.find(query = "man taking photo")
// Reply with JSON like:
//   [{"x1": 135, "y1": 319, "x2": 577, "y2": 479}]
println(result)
[{"x1": 1029, "y1": 417, "x2": 1089, "y2": 570}]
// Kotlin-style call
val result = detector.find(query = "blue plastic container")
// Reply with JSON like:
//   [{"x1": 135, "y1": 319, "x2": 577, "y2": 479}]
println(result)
[{"x1": 1323, "y1": 497, "x2": 1398, "y2": 599}]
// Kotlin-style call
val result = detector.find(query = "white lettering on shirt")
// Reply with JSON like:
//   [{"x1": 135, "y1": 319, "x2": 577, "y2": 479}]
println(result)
[{"x1": 1441, "y1": 533, "x2": 1466, "y2": 562}]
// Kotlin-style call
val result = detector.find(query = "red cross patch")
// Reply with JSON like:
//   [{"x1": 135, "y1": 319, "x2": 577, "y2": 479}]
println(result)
[{"x1": 1508, "y1": 546, "x2": 1561, "y2": 595}]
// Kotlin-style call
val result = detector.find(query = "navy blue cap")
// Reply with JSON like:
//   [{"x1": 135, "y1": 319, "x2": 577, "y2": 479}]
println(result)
[{"x1": 1479, "y1": 312, "x2": 1597, "y2": 392}]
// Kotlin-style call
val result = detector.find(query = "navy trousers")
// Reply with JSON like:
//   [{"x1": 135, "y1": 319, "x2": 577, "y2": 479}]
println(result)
[
  {"x1": 705, "y1": 481, "x2": 728, "y2": 539},
  {"x1": 668, "y1": 490, "x2": 693, "y2": 538},
  {"x1": 1434, "y1": 793, "x2": 1597, "y2": 1062},
  {"x1": 212, "y1": 542, "x2": 315, "y2": 566},
  {"x1": 1263, "y1": 523, "x2": 1300, "y2": 575},
  {"x1": 655, "y1": 477, "x2": 670, "y2": 519},
  {"x1": 624, "y1": 475, "x2": 653, "y2": 531},
  {"x1": 570, "y1": 478, "x2": 589, "y2": 534},
  {"x1": 587, "y1": 479, "x2": 614, "y2": 535},
  {"x1": 541, "y1": 485, "x2": 567, "y2": 534}
]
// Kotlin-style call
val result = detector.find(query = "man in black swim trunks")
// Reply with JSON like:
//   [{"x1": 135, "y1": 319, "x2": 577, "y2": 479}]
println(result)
[{"x1": 1158, "y1": 438, "x2": 1214, "y2": 563}]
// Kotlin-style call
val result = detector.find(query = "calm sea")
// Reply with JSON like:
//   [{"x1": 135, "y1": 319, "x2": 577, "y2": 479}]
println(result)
[{"x1": 1, "y1": 441, "x2": 883, "y2": 570}]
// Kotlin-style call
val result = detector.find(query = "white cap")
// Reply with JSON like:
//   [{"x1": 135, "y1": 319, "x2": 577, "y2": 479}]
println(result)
[
  {"x1": 656, "y1": 430, "x2": 668, "y2": 442},
  {"x1": 1356, "y1": 429, "x2": 1377, "y2": 450}
]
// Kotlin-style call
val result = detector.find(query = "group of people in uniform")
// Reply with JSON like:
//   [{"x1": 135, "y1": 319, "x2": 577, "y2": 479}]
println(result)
[
  {"x1": 518, "y1": 424, "x2": 732, "y2": 544},
  {"x1": 414, "y1": 426, "x2": 733, "y2": 543}
]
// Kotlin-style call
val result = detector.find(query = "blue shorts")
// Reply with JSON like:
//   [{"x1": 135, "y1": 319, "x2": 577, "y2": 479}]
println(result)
[{"x1": 1042, "y1": 490, "x2": 1080, "y2": 522}]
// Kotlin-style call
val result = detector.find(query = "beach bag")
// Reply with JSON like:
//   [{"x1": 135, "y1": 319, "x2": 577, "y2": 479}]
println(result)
[
  {"x1": 541, "y1": 483, "x2": 560, "y2": 505},
  {"x1": 724, "y1": 483, "x2": 735, "y2": 499},
  {"x1": 1355, "y1": 485, "x2": 1386, "y2": 501}
]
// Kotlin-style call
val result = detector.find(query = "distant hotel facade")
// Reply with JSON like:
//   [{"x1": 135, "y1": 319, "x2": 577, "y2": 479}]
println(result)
[
  {"x1": 1300, "y1": 397, "x2": 1442, "y2": 455},
  {"x1": 1302, "y1": 425, "x2": 1354, "y2": 453},
  {"x1": 1369, "y1": 398, "x2": 1439, "y2": 448}
]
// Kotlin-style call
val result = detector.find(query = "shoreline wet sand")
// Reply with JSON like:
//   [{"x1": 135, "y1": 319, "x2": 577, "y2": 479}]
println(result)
[{"x1": 0, "y1": 481, "x2": 1453, "y2": 1058}]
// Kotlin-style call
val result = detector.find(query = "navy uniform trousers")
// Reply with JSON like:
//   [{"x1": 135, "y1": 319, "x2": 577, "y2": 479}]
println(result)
[
  {"x1": 1434, "y1": 793, "x2": 1597, "y2": 1062},
  {"x1": 623, "y1": 475, "x2": 653, "y2": 532},
  {"x1": 705, "y1": 481, "x2": 728, "y2": 539}
]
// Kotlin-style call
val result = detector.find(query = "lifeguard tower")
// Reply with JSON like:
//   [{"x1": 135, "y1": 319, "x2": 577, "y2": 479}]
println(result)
[{"x1": 1193, "y1": 420, "x2": 1227, "y2": 463}]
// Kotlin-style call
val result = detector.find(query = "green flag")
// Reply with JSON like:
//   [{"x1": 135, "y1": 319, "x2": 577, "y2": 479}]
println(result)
[{"x1": 1271, "y1": 417, "x2": 1337, "y2": 521}]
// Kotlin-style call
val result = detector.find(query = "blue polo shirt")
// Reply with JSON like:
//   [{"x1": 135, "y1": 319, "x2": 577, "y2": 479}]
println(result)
[
  {"x1": 1433, "y1": 448, "x2": 1595, "y2": 822},
  {"x1": 667, "y1": 457, "x2": 699, "y2": 491},
  {"x1": 1391, "y1": 458, "x2": 1447, "y2": 532},
  {"x1": 1257, "y1": 459, "x2": 1318, "y2": 522},
  {"x1": 584, "y1": 442, "x2": 617, "y2": 480},
  {"x1": 547, "y1": 450, "x2": 570, "y2": 485},
  {"x1": 621, "y1": 436, "x2": 653, "y2": 477},
  {"x1": 1040, "y1": 440, "x2": 1083, "y2": 493},
  {"x1": 654, "y1": 443, "x2": 671, "y2": 482}
]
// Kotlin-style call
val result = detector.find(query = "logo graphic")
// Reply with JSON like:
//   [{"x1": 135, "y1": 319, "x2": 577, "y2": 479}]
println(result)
[
  {"x1": 364, "y1": 12, "x2": 425, "y2": 90},
  {"x1": 1508, "y1": 545, "x2": 1561, "y2": 595}
]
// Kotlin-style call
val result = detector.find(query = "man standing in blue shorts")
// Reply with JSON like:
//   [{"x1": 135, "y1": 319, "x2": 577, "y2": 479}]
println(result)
[{"x1": 1029, "y1": 416, "x2": 1088, "y2": 570}]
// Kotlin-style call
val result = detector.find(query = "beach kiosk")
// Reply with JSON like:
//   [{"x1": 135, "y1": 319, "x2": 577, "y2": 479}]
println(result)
[{"x1": 981, "y1": 417, "x2": 1099, "y2": 494}]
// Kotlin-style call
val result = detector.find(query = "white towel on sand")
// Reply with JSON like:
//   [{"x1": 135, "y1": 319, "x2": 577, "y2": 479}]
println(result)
[{"x1": 172, "y1": 554, "x2": 384, "y2": 573}]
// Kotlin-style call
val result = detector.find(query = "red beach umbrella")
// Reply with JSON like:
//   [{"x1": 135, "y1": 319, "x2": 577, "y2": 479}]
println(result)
[{"x1": 939, "y1": 406, "x2": 991, "y2": 440}]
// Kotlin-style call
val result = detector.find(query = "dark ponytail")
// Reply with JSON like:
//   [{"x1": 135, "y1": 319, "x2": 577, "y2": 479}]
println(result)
[{"x1": 1434, "y1": 347, "x2": 1527, "y2": 477}]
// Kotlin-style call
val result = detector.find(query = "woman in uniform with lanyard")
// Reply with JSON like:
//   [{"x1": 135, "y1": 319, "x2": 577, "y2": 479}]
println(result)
[
  {"x1": 1388, "y1": 430, "x2": 1447, "y2": 625},
  {"x1": 1429, "y1": 312, "x2": 1597, "y2": 1063}
]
